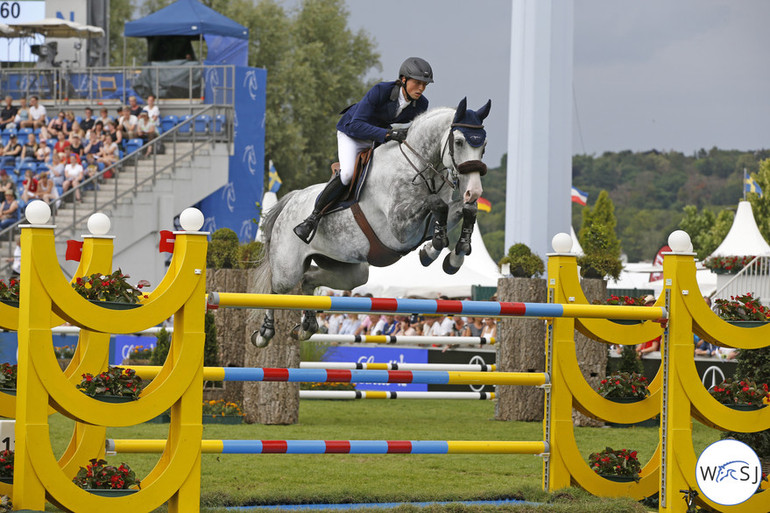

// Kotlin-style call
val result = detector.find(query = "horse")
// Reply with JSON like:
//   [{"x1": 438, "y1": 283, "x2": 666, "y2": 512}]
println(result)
[{"x1": 251, "y1": 97, "x2": 491, "y2": 347}]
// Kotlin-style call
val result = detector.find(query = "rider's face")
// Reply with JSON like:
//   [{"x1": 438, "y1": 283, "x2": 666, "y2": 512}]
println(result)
[{"x1": 403, "y1": 78, "x2": 427, "y2": 100}]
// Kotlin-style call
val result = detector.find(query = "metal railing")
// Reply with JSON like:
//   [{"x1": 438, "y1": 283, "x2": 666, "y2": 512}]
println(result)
[
  {"x1": 0, "y1": 64, "x2": 236, "y2": 105},
  {"x1": 0, "y1": 103, "x2": 233, "y2": 275},
  {"x1": 711, "y1": 255, "x2": 770, "y2": 303}
]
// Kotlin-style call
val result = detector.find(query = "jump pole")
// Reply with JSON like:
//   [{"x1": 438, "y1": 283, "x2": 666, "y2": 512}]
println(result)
[
  {"x1": 299, "y1": 390, "x2": 496, "y2": 400},
  {"x1": 107, "y1": 439, "x2": 547, "y2": 455},
  {"x1": 306, "y1": 334, "x2": 495, "y2": 345},
  {"x1": 299, "y1": 362, "x2": 495, "y2": 372},
  {"x1": 208, "y1": 292, "x2": 667, "y2": 321}
]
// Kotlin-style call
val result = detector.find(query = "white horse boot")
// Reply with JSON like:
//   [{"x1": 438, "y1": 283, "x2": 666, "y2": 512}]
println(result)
[{"x1": 294, "y1": 174, "x2": 346, "y2": 243}]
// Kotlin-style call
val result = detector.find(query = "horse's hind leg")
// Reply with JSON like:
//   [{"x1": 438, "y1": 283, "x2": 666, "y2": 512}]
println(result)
[{"x1": 443, "y1": 203, "x2": 477, "y2": 275}]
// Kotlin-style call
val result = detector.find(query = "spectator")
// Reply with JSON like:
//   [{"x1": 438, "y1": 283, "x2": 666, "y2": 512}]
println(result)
[
  {"x1": 98, "y1": 133, "x2": 120, "y2": 168},
  {"x1": 338, "y1": 314, "x2": 362, "y2": 335},
  {"x1": 463, "y1": 317, "x2": 484, "y2": 337},
  {"x1": 21, "y1": 168, "x2": 38, "y2": 203},
  {"x1": 49, "y1": 152, "x2": 65, "y2": 187},
  {"x1": 12, "y1": 97, "x2": 28, "y2": 128},
  {"x1": 68, "y1": 134, "x2": 85, "y2": 159},
  {"x1": 23, "y1": 96, "x2": 47, "y2": 129},
  {"x1": 38, "y1": 125, "x2": 51, "y2": 142},
  {"x1": 97, "y1": 107, "x2": 112, "y2": 126},
  {"x1": 136, "y1": 110, "x2": 157, "y2": 156},
  {"x1": 8, "y1": 240, "x2": 20, "y2": 278},
  {"x1": 379, "y1": 314, "x2": 399, "y2": 336},
  {"x1": 84, "y1": 131, "x2": 102, "y2": 157},
  {"x1": 0, "y1": 96, "x2": 17, "y2": 130},
  {"x1": 427, "y1": 314, "x2": 454, "y2": 336},
  {"x1": 35, "y1": 134, "x2": 51, "y2": 164},
  {"x1": 64, "y1": 110, "x2": 80, "y2": 136},
  {"x1": 83, "y1": 153, "x2": 99, "y2": 183},
  {"x1": 1, "y1": 134, "x2": 22, "y2": 168},
  {"x1": 142, "y1": 94, "x2": 160, "y2": 122},
  {"x1": 37, "y1": 171, "x2": 58, "y2": 208},
  {"x1": 694, "y1": 335, "x2": 717, "y2": 357},
  {"x1": 354, "y1": 313, "x2": 380, "y2": 337},
  {"x1": 80, "y1": 107, "x2": 96, "y2": 133},
  {"x1": 20, "y1": 133, "x2": 38, "y2": 163},
  {"x1": 47, "y1": 110, "x2": 66, "y2": 136},
  {"x1": 450, "y1": 317, "x2": 466, "y2": 337},
  {"x1": 106, "y1": 120, "x2": 123, "y2": 145},
  {"x1": 480, "y1": 318, "x2": 497, "y2": 339},
  {"x1": 0, "y1": 171, "x2": 14, "y2": 194},
  {"x1": 62, "y1": 153, "x2": 84, "y2": 202},
  {"x1": 127, "y1": 95, "x2": 143, "y2": 117},
  {"x1": 53, "y1": 132, "x2": 70, "y2": 161},
  {"x1": 118, "y1": 106, "x2": 137, "y2": 139},
  {"x1": 0, "y1": 190, "x2": 18, "y2": 230}
]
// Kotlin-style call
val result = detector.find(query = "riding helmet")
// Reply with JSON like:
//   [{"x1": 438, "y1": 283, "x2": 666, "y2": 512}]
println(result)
[{"x1": 399, "y1": 57, "x2": 434, "y2": 83}]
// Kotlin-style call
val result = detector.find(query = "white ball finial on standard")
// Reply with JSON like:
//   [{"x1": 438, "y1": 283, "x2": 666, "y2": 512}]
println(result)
[
  {"x1": 24, "y1": 200, "x2": 51, "y2": 225},
  {"x1": 179, "y1": 208, "x2": 204, "y2": 231},
  {"x1": 551, "y1": 232, "x2": 573, "y2": 253},
  {"x1": 667, "y1": 230, "x2": 691, "y2": 253},
  {"x1": 87, "y1": 213, "x2": 111, "y2": 236}
]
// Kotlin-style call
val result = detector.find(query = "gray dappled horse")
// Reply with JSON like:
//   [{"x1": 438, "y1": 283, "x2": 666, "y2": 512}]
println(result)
[{"x1": 251, "y1": 98, "x2": 491, "y2": 347}]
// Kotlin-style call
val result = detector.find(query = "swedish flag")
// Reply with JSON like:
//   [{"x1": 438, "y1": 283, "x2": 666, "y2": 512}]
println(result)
[
  {"x1": 745, "y1": 173, "x2": 763, "y2": 197},
  {"x1": 268, "y1": 161, "x2": 282, "y2": 193}
]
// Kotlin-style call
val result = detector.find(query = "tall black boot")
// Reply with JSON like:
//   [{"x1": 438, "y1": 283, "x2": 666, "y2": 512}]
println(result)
[{"x1": 293, "y1": 175, "x2": 346, "y2": 243}]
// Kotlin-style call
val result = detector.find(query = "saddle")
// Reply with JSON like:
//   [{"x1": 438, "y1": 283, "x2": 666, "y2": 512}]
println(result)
[{"x1": 323, "y1": 148, "x2": 410, "y2": 267}]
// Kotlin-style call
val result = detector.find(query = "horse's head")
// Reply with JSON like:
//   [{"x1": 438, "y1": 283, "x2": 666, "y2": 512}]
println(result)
[{"x1": 444, "y1": 97, "x2": 491, "y2": 204}]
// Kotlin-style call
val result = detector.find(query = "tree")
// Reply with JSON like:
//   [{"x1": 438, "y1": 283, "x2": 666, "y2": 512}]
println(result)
[
  {"x1": 577, "y1": 190, "x2": 622, "y2": 279},
  {"x1": 748, "y1": 159, "x2": 770, "y2": 243},
  {"x1": 678, "y1": 205, "x2": 733, "y2": 260}
]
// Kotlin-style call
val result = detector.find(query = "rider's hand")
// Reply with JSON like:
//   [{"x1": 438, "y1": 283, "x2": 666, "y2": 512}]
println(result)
[{"x1": 386, "y1": 128, "x2": 408, "y2": 143}]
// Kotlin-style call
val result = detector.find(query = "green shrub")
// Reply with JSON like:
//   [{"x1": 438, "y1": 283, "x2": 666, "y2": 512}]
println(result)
[
  {"x1": 577, "y1": 190, "x2": 622, "y2": 280},
  {"x1": 204, "y1": 311, "x2": 218, "y2": 367},
  {"x1": 150, "y1": 328, "x2": 171, "y2": 366},
  {"x1": 238, "y1": 241, "x2": 263, "y2": 269},
  {"x1": 207, "y1": 228, "x2": 240, "y2": 269},
  {"x1": 499, "y1": 243, "x2": 544, "y2": 278}
]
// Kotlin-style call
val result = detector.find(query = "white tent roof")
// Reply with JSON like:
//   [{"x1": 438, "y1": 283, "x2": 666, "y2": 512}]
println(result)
[
  {"x1": 609, "y1": 262, "x2": 717, "y2": 297},
  {"x1": 710, "y1": 201, "x2": 770, "y2": 257},
  {"x1": 570, "y1": 226, "x2": 584, "y2": 256},
  {"x1": 352, "y1": 223, "x2": 502, "y2": 298}
]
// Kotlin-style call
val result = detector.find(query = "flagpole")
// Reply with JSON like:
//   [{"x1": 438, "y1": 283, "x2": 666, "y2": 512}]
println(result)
[{"x1": 743, "y1": 167, "x2": 747, "y2": 201}]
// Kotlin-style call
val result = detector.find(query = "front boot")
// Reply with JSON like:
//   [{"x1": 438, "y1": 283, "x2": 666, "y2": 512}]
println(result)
[{"x1": 293, "y1": 174, "x2": 346, "y2": 243}]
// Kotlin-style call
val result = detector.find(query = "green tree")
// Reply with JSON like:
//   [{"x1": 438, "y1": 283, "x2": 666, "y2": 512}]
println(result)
[
  {"x1": 678, "y1": 205, "x2": 733, "y2": 260},
  {"x1": 577, "y1": 190, "x2": 622, "y2": 279},
  {"x1": 748, "y1": 159, "x2": 770, "y2": 243}
]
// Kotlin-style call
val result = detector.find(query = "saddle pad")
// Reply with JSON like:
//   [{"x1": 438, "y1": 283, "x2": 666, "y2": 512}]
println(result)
[{"x1": 325, "y1": 148, "x2": 373, "y2": 215}]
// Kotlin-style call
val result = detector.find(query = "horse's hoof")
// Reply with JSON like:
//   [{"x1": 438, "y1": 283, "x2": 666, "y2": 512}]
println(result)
[
  {"x1": 301, "y1": 314, "x2": 318, "y2": 333},
  {"x1": 420, "y1": 247, "x2": 435, "y2": 267},
  {"x1": 290, "y1": 324, "x2": 301, "y2": 340},
  {"x1": 442, "y1": 253, "x2": 462, "y2": 275},
  {"x1": 454, "y1": 241, "x2": 471, "y2": 257},
  {"x1": 432, "y1": 236, "x2": 448, "y2": 251},
  {"x1": 251, "y1": 330, "x2": 270, "y2": 348}
]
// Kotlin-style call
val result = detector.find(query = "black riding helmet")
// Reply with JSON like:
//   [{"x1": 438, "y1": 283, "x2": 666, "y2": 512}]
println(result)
[{"x1": 399, "y1": 57, "x2": 434, "y2": 84}]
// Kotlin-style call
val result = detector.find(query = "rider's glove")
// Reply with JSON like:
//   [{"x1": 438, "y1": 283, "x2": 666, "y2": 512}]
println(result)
[{"x1": 386, "y1": 128, "x2": 408, "y2": 143}]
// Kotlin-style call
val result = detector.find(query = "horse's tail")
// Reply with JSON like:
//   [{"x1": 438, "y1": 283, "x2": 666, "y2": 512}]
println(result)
[{"x1": 251, "y1": 191, "x2": 298, "y2": 295}]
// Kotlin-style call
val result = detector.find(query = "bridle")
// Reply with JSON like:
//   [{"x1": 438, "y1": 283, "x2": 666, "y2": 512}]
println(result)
[{"x1": 398, "y1": 122, "x2": 487, "y2": 195}]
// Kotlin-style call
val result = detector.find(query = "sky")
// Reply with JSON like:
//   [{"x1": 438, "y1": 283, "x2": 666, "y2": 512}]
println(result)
[{"x1": 345, "y1": 0, "x2": 770, "y2": 168}]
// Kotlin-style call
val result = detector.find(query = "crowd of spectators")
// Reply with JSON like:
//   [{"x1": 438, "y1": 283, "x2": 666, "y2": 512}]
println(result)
[
  {"x1": 0, "y1": 95, "x2": 163, "y2": 225},
  {"x1": 315, "y1": 291, "x2": 497, "y2": 345}
]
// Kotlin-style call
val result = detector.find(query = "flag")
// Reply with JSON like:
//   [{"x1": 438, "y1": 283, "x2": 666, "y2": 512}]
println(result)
[
  {"x1": 477, "y1": 197, "x2": 491, "y2": 212},
  {"x1": 649, "y1": 244, "x2": 671, "y2": 282},
  {"x1": 744, "y1": 171, "x2": 763, "y2": 197},
  {"x1": 268, "y1": 160, "x2": 282, "y2": 193},
  {"x1": 158, "y1": 230, "x2": 176, "y2": 253},
  {"x1": 571, "y1": 187, "x2": 588, "y2": 206},
  {"x1": 65, "y1": 240, "x2": 83, "y2": 262}
]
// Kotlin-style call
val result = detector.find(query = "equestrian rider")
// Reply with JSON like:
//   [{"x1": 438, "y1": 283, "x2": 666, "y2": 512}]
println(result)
[{"x1": 293, "y1": 57, "x2": 433, "y2": 243}]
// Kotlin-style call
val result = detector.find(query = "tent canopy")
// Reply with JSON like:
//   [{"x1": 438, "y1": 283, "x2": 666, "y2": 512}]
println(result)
[
  {"x1": 709, "y1": 201, "x2": 770, "y2": 257},
  {"x1": 124, "y1": 0, "x2": 248, "y2": 65},
  {"x1": 5, "y1": 19, "x2": 104, "y2": 39},
  {"x1": 124, "y1": 0, "x2": 248, "y2": 39}
]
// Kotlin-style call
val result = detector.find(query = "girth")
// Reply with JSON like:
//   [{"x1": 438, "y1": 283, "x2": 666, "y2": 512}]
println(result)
[{"x1": 350, "y1": 203, "x2": 410, "y2": 267}]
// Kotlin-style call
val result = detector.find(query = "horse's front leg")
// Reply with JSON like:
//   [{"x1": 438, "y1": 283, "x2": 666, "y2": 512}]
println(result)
[
  {"x1": 251, "y1": 309, "x2": 275, "y2": 348},
  {"x1": 443, "y1": 202, "x2": 477, "y2": 275},
  {"x1": 419, "y1": 194, "x2": 449, "y2": 267}
]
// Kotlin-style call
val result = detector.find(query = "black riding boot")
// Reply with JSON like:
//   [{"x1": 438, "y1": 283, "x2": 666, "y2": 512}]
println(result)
[{"x1": 293, "y1": 175, "x2": 346, "y2": 243}]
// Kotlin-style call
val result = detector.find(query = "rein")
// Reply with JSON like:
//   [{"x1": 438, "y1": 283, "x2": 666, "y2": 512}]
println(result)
[{"x1": 399, "y1": 140, "x2": 454, "y2": 194}]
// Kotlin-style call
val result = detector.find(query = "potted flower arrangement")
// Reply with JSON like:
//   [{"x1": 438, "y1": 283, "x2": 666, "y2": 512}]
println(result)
[
  {"x1": 202, "y1": 399, "x2": 244, "y2": 424},
  {"x1": 704, "y1": 255, "x2": 757, "y2": 274},
  {"x1": 0, "y1": 364, "x2": 16, "y2": 395},
  {"x1": 0, "y1": 495, "x2": 10, "y2": 512},
  {"x1": 72, "y1": 458, "x2": 140, "y2": 496},
  {"x1": 0, "y1": 279, "x2": 19, "y2": 307},
  {"x1": 594, "y1": 295, "x2": 649, "y2": 325},
  {"x1": 76, "y1": 366, "x2": 144, "y2": 402},
  {"x1": 0, "y1": 450, "x2": 13, "y2": 484},
  {"x1": 71, "y1": 269, "x2": 150, "y2": 308},
  {"x1": 597, "y1": 371, "x2": 650, "y2": 402},
  {"x1": 588, "y1": 447, "x2": 642, "y2": 482},
  {"x1": 714, "y1": 293, "x2": 770, "y2": 326},
  {"x1": 709, "y1": 378, "x2": 770, "y2": 411}
]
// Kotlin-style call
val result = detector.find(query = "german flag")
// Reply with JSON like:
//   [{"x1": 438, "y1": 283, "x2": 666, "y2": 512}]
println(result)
[{"x1": 477, "y1": 198, "x2": 491, "y2": 213}]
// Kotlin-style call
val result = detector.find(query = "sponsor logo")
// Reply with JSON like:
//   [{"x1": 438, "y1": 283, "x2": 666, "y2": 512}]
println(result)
[
  {"x1": 696, "y1": 439, "x2": 761, "y2": 505},
  {"x1": 202, "y1": 216, "x2": 217, "y2": 233},
  {"x1": 242, "y1": 145, "x2": 257, "y2": 175},
  {"x1": 243, "y1": 70, "x2": 259, "y2": 100},
  {"x1": 221, "y1": 182, "x2": 236, "y2": 213},
  {"x1": 239, "y1": 219, "x2": 253, "y2": 240}
]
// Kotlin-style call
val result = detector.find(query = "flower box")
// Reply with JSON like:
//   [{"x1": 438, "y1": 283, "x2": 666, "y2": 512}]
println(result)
[
  {"x1": 715, "y1": 294, "x2": 770, "y2": 323},
  {"x1": 588, "y1": 447, "x2": 641, "y2": 483},
  {"x1": 88, "y1": 300, "x2": 142, "y2": 310},
  {"x1": 91, "y1": 395, "x2": 137, "y2": 404},
  {"x1": 597, "y1": 372, "x2": 650, "y2": 402},
  {"x1": 727, "y1": 321, "x2": 769, "y2": 328},
  {"x1": 0, "y1": 476, "x2": 11, "y2": 484},
  {"x1": 722, "y1": 402, "x2": 767, "y2": 412},
  {"x1": 0, "y1": 300, "x2": 18, "y2": 308},
  {"x1": 84, "y1": 488, "x2": 139, "y2": 497},
  {"x1": 609, "y1": 319, "x2": 643, "y2": 326},
  {"x1": 598, "y1": 474, "x2": 637, "y2": 483},
  {"x1": 0, "y1": 389, "x2": 15, "y2": 397}
]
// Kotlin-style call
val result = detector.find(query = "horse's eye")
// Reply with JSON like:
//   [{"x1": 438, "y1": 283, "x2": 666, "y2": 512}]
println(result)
[{"x1": 455, "y1": 139, "x2": 463, "y2": 146}]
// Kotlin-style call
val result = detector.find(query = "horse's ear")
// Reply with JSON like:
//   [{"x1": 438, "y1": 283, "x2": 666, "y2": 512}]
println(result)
[
  {"x1": 476, "y1": 100, "x2": 492, "y2": 121},
  {"x1": 453, "y1": 97, "x2": 468, "y2": 124}
]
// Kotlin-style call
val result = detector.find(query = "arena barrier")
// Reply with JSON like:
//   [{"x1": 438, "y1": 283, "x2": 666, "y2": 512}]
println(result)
[
  {"x1": 305, "y1": 334, "x2": 496, "y2": 345},
  {"x1": 8, "y1": 206, "x2": 768, "y2": 513}
]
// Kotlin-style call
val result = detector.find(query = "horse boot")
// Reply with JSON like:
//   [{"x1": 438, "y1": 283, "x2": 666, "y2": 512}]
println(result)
[
  {"x1": 293, "y1": 174, "x2": 346, "y2": 243},
  {"x1": 453, "y1": 203, "x2": 478, "y2": 257}
]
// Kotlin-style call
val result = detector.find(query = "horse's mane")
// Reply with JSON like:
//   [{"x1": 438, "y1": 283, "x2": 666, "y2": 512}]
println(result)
[{"x1": 407, "y1": 107, "x2": 454, "y2": 146}]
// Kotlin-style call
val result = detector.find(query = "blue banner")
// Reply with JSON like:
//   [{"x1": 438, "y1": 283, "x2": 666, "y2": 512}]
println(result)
[
  {"x1": 112, "y1": 335, "x2": 157, "y2": 366},
  {"x1": 322, "y1": 346, "x2": 429, "y2": 391},
  {"x1": 199, "y1": 66, "x2": 266, "y2": 241}
]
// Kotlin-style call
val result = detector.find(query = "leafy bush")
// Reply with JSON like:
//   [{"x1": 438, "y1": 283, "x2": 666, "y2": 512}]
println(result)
[
  {"x1": 597, "y1": 371, "x2": 649, "y2": 400},
  {"x1": 709, "y1": 378, "x2": 769, "y2": 406},
  {"x1": 72, "y1": 270, "x2": 150, "y2": 304},
  {"x1": 204, "y1": 311, "x2": 218, "y2": 367},
  {"x1": 76, "y1": 367, "x2": 144, "y2": 400},
  {"x1": 150, "y1": 327, "x2": 171, "y2": 366},
  {"x1": 714, "y1": 293, "x2": 770, "y2": 321},
  {"x1": 588, "y1": 447, "x2": 641, "y2": 482},
  {"x1": 577, "y1": 191, "x2": 622, "y2": 280},
  {"x1": 207, "y1": 228, "x2": 240, "y2": 269},
  {"x1": 72, "y1": 458, "x2": 140, "y2": 490},
  {"x1": 499, "y1": 243, "x2": 544, "y2": 278}
]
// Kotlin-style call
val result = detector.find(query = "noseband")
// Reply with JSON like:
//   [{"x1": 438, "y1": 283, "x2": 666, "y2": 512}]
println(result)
[{"x1": 448, "y1": 122, "x2": 487, "y2": 177}]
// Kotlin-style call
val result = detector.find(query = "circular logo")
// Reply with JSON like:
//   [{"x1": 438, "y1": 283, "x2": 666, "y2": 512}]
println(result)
[{"x1": 696, "y1": 439, "x2": 761, "y2": 506}]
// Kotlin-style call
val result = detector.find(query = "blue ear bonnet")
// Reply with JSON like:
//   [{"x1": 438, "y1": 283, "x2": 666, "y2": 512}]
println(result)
[{"x1": 451, "y1": 98, "x2": 491, "y2": 148}]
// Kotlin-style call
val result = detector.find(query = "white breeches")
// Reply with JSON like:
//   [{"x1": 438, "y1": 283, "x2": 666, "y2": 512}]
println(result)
[{"x1": 337, "y1": 131, "x2": 371, "y2": 185}]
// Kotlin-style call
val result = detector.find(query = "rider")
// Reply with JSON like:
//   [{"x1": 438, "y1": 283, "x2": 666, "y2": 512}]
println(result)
[{"x1": 293, "y1": 57, "x2": 434, "y2": 243}]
